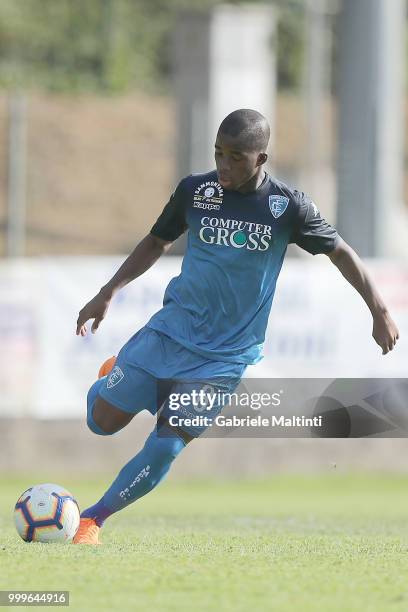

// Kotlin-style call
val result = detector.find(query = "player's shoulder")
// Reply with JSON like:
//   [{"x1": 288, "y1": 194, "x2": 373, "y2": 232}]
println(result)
[
  {"x1": 267, "y1": 176, "x2": 310, "y2": 206},
  {"x1": 267, "y1": 176, "x2": 317, "y2": 224},
  {"x1": 178, "y1": 170, "x2": 220, "y2": 192}
]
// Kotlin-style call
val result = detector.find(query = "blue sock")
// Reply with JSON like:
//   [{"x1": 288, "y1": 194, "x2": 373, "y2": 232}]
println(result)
[{"x1": 81, "y1": 424, "x2": 186, "y2": 526}]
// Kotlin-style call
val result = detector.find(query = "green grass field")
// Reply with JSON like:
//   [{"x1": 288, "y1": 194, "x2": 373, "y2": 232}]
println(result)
[{"x1": 1, "y1": 473, "x2": 408, "y2": 611}]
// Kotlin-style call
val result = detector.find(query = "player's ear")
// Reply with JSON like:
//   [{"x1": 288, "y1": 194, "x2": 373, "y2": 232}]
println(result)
[{"x1": 256, "y1": 152, "x2": 268, "y2": 166}]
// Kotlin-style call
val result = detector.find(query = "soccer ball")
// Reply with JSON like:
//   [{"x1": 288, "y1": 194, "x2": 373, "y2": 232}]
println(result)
[{"x1": 14, "y1": 483, "x2": 80, "y2": 543}]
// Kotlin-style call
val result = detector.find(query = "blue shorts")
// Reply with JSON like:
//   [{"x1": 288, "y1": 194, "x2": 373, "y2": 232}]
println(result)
[{"x1": 98, "y1": 326, "x2": 246, "y2": 437}]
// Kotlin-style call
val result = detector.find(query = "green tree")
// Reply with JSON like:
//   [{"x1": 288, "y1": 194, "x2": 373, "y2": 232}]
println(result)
[{"x1": 0, "y1": 0, "x2": 307, "y2": 93}]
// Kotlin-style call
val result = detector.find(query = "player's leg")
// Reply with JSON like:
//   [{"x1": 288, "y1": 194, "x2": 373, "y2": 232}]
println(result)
[
  {"x1": 75, "y1": 418, "x2": 191, "y2": 542},
  {"x1": 159, "y1": 376, "x2": 245, "y2": 438},
  {"x1": 94, "y1": 375, "x2": 247, "y2": 517},
  {"x1": 74, "y1": 376, "x2": 242, "y2": 544},
  {"x1": 85, "y1": 350, "x2": 156, "y2": 436},
  {"x1": 75, "y1": 352, "x2": 192, "y2": 544},
  {"x1": 75, "y1": 328, "x2": 245, "y2": 544},
  {"x1": 86, "y1": 377, "x2": 135, "y2": 435}
]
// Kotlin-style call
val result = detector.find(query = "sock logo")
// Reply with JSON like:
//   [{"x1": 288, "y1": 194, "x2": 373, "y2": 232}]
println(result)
[
  {"x1": 107, "y1": 366, "x2": 124, "y2": 389},
  {"x1": 119, "y1": 465, "x2": 151, "y2": 499}
]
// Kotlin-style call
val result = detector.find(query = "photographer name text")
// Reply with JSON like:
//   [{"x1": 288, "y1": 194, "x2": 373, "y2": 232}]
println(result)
[{"x1": 167, "y1": 415, "x2": 323, "y2": 428}]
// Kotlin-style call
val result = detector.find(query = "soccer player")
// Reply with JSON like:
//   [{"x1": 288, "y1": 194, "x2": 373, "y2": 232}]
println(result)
[{"x1": 73, "y1": 109, "x2": 399, "y2": 544}]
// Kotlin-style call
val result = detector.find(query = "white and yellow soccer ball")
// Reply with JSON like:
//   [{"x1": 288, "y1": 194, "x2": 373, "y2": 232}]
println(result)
[{"x1": 14, "y1": 483, "x2": 80, "y2": 543}]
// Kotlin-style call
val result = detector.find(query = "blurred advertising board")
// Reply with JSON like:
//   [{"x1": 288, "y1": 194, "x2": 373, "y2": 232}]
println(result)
[{"x1": 0, "y1": 257, "x2": 407, "y2": 417}]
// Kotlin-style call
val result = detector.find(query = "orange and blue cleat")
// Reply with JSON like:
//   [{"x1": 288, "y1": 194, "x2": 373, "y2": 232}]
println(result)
[
  {"x1": 98, "y1": 356, "x2": 116, "y2": 379},
  {"x1": 72, "y1": 518, "x2": 101, "y2": 545}
]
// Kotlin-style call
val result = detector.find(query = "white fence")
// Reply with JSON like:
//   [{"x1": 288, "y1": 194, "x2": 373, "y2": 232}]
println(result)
[{"x1": 1, "y1": 256, "x2": 407, "y2": 417}]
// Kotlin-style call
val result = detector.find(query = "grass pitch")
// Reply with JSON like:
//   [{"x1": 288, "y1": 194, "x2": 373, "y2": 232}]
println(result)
[{"x1": 1, "y1": 473, "x2": 408, "y2": 611}]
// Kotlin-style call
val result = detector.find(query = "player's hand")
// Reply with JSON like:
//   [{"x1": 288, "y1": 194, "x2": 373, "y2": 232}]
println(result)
[
  {"x1": 372, "y1": 310, "x2": 400, "y2": 355},
  {"x1": 76, "y1": 291, "x2": 111, "y2": 336}
]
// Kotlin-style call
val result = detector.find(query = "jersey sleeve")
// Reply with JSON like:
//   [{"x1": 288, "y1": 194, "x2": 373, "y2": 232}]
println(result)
[
  {"x1": 150, "y1": 179, "x2": 188, "y2": 241},
  {"x1": 289, "y1": 191, "x2": 340, "y2": 255}
]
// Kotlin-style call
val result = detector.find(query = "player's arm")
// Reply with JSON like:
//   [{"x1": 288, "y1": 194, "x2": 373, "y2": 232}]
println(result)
[
  {"x1": 326, "y1": 237, "x2": 399, "y2": 355},
  {"x1": 290, "y1": 191, "x2": 399, "y2": 355},
  {"x1": 76, "y1": 234, "x2": 173, "y2": 336},
  {"x1": 76, "y1": 179, "x2": 188, "y2": 336},
  {"x1": 100, "y1": 234, "x2": 173, "y2": 299}
]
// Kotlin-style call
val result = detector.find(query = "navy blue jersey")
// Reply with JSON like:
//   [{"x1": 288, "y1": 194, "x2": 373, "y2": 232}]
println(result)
[{"x1": 148, "y1": 170, "x2": 339, "y2": 364}]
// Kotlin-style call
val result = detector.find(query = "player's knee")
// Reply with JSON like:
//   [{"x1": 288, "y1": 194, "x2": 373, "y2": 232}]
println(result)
[
  {"x1": 92, "y1": 397, "x2": 134, "y2": 435},
  {"x1": 86, "y1": 380, "x2": 109, "y2": 435},
  {"x1": 88, "y1": 407, "x2": 110, "y2": 435},
  {"x1": 86, "y1": 411, "x2": 110, "y2": 435},
  {"x1": 86, "y1": 377, "x2": 135, "y2": 435},
  {"x1": 86, "y1": 382, "x2": 124, "y2": 435},
  {"x1": 86, "y1": 401, "x2": 112, "y2": 436}
]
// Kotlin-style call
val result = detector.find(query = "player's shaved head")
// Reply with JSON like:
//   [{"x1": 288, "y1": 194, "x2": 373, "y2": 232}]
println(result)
[
  {"x1": 218, "y1": 109, "x2": 270, "y2": 153},
  {"x1": 215, "y1": 109, "x2": 270, "y2": 192}
]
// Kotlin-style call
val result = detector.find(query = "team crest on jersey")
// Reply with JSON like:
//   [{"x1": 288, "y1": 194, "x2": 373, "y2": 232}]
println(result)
[
  {"x1": 269, "y1": 195, "x2": 289, "y2": 219},
  {"x1": 107, "y1": 366, "x2": 124, "y2": 389},
  {"x1": 193, "y1": 181, "x2": 223, "y2": 211}
]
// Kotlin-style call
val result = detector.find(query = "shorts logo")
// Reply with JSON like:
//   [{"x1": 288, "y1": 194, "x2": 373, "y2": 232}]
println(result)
[
  {"x1": 269, "y1": 195, "x2": 289, "y2": 219},
  {"x1": 193, "y1": 181, "x2": 223, "y2": 211},
  {"x1": 107, "y1": 366, "x2": 124, "y2": 389}
]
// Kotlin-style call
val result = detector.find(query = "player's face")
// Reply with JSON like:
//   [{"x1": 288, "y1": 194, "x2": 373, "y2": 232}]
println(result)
[{"x1": 214, "y1": 133, "x2": 264, "y2": 190}]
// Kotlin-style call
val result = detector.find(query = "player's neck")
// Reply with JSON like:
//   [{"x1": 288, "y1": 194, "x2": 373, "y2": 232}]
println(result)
[{"x1": 236, "y1": 169, "x2": 266, "y2": 194}]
